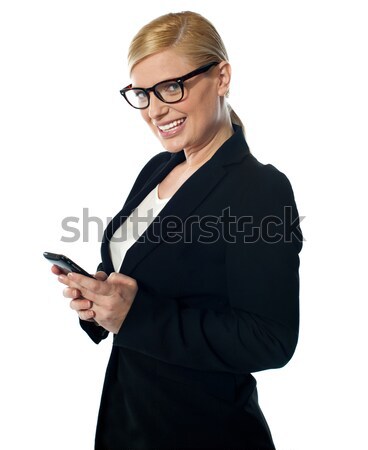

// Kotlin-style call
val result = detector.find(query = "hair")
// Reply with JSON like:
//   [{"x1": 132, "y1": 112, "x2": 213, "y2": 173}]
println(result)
[{"x1": 128, "y1": 11, "x2": 245, "y2": 135}]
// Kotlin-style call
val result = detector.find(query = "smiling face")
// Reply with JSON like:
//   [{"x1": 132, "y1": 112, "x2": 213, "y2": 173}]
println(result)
[{"x1": 130, "y1": 49, "x2": 232, "y2": 157}]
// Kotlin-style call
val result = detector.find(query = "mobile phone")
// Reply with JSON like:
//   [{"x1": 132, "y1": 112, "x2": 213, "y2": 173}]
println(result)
[{"x1": 43, "y1": 252, "x2": 95, "y2": 278}]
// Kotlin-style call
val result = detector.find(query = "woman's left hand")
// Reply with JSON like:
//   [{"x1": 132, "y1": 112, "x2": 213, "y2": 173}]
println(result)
[{"x1": 58, "y1": 271, "x2": 138, "y2": 334}]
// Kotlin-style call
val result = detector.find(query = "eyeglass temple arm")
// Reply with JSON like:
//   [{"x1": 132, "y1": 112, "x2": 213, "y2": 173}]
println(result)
[
  {"x1": 179, "y1": 62, "x2": 219, "y2": 83},
  {"x1": 121, "y1": 84, "x2": 132, "y2": 93}
]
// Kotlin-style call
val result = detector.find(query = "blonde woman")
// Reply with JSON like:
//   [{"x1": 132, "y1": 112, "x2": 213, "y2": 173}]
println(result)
[{"x1": 55, "y1": 11, "x2": 303, "y2": 449}]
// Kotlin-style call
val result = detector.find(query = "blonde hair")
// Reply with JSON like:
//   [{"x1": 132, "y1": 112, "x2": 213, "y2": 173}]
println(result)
[{"x1": 128, "y1": 11, "x2": 245, "y2": 134}]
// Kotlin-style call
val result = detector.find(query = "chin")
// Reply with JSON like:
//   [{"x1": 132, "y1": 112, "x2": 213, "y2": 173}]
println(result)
[
  {"x1": 157, "y1": 136, "x2": 186, "y2": 153},
  {"x1": 161, "y1": 143, "x2": 184, "y2": 153}
]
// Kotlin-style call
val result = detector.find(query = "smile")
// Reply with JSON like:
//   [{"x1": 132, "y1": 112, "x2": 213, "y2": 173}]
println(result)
[{"x1": 157, "y1": 118, "x2": 186, "y2": 132}]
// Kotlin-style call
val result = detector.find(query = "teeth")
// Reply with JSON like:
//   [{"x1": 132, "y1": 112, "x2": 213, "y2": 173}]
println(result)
[{"x1": 158, "y1": 118, "x2": 185, "y2": 131}]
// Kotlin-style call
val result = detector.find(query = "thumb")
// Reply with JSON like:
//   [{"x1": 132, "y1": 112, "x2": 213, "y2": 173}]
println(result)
[
  {"x1": 107, "y1": 272, "x2": 133, "y2": 285},
  {"x1": 95, "y1": 271, "x2": 108, "y2": 281}
]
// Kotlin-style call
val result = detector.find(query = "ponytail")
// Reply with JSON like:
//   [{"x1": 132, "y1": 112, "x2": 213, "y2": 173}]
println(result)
[{"x1": 228, "y1": 104, "x2": 246, "y2": 136}]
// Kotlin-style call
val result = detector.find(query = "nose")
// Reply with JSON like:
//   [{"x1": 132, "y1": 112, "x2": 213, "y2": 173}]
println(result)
[{"x1": 147, "y1": 93, "x2": 169, "y2": 120}]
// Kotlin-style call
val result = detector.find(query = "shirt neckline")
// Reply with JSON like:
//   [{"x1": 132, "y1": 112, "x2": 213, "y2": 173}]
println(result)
[{"x1": 155, "y1": 184, "x2": 171, "y2": 203}]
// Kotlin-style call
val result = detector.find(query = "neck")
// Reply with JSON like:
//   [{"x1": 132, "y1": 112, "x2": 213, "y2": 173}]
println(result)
[{"x1": 183, "y1": 119, "x2": 234, "y2": 169}]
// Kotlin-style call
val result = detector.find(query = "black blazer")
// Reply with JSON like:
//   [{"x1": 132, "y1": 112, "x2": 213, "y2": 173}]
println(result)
[{"x1": 81, "y1": 125, "x2": 303, "y2": 449}]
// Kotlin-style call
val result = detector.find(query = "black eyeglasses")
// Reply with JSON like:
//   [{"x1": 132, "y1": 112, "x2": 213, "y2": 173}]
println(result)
[{"x1": 120, "y1": 62, "x2": 219, "y2": 109}]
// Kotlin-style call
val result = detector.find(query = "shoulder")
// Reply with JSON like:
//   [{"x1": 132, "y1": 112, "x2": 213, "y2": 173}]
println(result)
[
  {"x1": 245, "y1": 153, "x2": 291, "y2": 183},
  {"x1": 234, "y1": 153, "x2": 297, "y2": 203},
  {"x1": 233, "y1": 155, "x2": 303, "y2": 251}
]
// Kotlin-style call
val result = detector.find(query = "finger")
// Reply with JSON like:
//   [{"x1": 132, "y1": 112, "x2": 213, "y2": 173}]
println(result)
[
  {"x1": 51, "y1": 265, "x2": 64, "y2": 276},
  {"x1": 75, "y1": 272, "x2": 135, "y2": 302},
  {"x1": 67, "y1": 272, "x2": 111, "y2": 296},
  {"x1": 78, "y1": 310, "x2": 96, "y2": 321},
  {"x1": 57, "y1": 273, "x2": 71, "y2": 285},
  {"x1": 63, "y1": 287, "x2": 82, "y2": 299},
  {"x1": 70, "y1": 298, "x2": 93, "y2": 311}
]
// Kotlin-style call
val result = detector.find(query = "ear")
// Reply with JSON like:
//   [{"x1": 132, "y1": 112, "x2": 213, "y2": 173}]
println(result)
[{"x1": 216, "y1": 61, "x2": 231, "y2": 97}]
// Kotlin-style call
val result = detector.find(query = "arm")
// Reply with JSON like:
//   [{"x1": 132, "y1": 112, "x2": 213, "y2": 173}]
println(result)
[{"x1": 113, "y1": 169, "x2": 303, "y2": 373}]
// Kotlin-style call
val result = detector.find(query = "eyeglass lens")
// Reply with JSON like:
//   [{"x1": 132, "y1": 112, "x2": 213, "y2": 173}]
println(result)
[{"x1": 125, "y1": 81, "x2": 183, "y2": 109}]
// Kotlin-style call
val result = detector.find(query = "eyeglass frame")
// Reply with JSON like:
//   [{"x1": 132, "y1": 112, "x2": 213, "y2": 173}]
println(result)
[{"x1": 120, "y1": 61, "x2": 219, "y2": 109}]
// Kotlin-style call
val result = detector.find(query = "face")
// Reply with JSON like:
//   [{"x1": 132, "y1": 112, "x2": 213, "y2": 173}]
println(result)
[{"x1": 130, "y1": 49, "x2": 231, "y2": 155}]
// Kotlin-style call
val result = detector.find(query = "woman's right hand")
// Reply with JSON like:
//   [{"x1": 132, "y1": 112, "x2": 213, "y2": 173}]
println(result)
[{"x1": 51, "y1": 265, "x2": 107, "y2": 322}]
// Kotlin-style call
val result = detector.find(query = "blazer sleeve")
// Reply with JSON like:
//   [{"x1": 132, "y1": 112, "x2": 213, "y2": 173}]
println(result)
[
  {"x1": 113, "y1": 167, "x2": 303, "y2": 374},
  {"x1": 78, "y1": 262, "x2": 109, "y2": 344}
]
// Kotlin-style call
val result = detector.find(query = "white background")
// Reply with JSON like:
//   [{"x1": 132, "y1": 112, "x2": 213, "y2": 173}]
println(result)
[{"x1": 1, "y1": 1, "x2": 367, "y2": 449}]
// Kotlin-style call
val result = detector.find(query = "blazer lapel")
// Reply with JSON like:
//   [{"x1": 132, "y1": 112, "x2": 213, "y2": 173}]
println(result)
[
  {"x1": 120, "y1": 162, "x2": 228, "y2": 276},
  {"x1": 101, "y1": 125, "x2": 250, "y2": 276},
  {"x1": 100, "y1": 150, "x2": 186, "y2": 274}
]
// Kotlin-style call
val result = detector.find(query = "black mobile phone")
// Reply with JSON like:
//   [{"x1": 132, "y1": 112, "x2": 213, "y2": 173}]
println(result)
[{"x1": 43, "y1": 252, "x2": 95, "y2": 279}]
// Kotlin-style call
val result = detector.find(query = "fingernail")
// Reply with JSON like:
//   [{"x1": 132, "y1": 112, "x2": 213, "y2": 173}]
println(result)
[
  {"x1": 58, "y1": 275, "x2": 66, "y2": 282},
  {"x1": 67, "y1": 272, "x2": 74, "y2": 279}
]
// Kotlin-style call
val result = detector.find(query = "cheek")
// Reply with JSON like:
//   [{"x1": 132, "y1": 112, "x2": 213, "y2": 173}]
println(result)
[
  {"x1": 189, "y1": 97, "x2": 218, "y2": 126},
  {"x1": 188, "y1": 85, "x2": 218, "y2": 117}
]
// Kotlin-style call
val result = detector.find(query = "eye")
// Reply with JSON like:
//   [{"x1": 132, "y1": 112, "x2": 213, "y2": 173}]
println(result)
[
  {"x1": 162, "y1": 82, "x2": 181, "y2": 93},
  {"x1": 133, "y1": 90, "x2": 147, "y2": 100},
  {"x1": 123, "y1": 88, "x2": 149, "y2": 108},
  {"x1": 156, "y1": 81, "x2": 182, "y2": 101}
]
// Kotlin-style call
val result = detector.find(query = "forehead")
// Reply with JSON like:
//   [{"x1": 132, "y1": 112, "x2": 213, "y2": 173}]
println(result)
[{"x1": 130, "y1": 49, "x2": 194, "y2": 87}]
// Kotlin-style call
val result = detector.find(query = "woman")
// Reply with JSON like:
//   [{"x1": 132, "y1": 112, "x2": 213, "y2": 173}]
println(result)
[{"x1": 54, "y1": 11, "x2": 303, "y2": 449}]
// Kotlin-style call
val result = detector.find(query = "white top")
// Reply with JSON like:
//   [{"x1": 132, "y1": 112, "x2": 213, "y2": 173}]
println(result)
[{"x1": 110, "y1": 184, "x2": 171, "y2": 272}]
